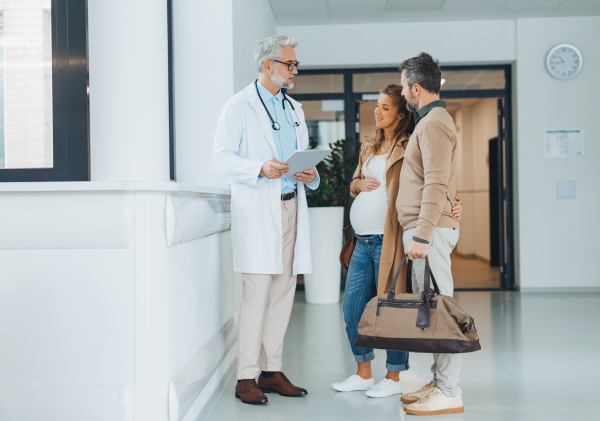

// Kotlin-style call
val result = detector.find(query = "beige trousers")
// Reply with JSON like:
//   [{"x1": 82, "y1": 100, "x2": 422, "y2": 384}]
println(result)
[
  {"x1": 237, "y1": 196, "x2": 298, "y2": 380},
  {"x1": 403, "y1": 227, "x2": 463, "y2": 398}
]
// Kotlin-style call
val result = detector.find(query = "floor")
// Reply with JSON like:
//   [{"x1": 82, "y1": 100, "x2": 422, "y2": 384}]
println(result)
[
  {"x1": 206, "y1": 290, "x2": 600, "y2": 421},
  {"x1": 451, "y1": 254, "x2": 501, "y2": 289}
]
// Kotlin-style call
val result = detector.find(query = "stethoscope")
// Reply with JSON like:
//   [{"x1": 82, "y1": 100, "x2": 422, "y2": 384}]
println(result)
[{"x1": 255, "y1": 80, "x2": 300, "y2": 130}]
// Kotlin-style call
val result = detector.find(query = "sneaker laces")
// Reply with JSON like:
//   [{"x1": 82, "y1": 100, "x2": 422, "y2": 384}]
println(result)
[
  {"x1": 341, "y1": 374, "x2": 361, "y2": 385},
  {"x1": 414, "y1": 381, "x2": 435, "y2": 394},
  {"x1": 420, "y1": 387, "x2": 441, "y2": 403},
  {"x1": 372, "y1": 378, "x2": 393, "y2": 391}
]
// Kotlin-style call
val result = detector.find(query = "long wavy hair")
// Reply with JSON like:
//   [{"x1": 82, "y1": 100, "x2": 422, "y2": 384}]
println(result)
[{"x1": 362, "y1": 84, "x2": 415, "y2": 165}]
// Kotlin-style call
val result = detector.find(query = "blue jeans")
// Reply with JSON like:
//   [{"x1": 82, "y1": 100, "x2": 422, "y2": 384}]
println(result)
[{"x1": 342, "y1": 234, "x2": 410, "y2": 372}]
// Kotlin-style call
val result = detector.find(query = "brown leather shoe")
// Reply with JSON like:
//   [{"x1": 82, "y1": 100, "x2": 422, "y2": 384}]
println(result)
[
  {"x1": 235, "y1": 379, "x2": 268, "y2": 405},
  {"x1": 258, "y1": 372, "x2": 308, "y2": 397}
]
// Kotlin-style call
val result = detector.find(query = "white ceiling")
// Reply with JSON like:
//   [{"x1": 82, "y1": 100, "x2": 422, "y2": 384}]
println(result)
[{"x1": 269, "y1": 0, "x2": 600, "y2": 25}]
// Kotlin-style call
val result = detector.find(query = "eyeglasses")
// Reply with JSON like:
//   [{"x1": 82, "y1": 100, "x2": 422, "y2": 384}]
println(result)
[{"x1": 273, "y1": 60, "x2": 300, "y2": 71}]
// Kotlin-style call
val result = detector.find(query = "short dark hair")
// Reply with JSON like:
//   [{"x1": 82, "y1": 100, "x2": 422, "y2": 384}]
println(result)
[{"x1": 399, "y1": 52, "x2": 442, "y2": 94}]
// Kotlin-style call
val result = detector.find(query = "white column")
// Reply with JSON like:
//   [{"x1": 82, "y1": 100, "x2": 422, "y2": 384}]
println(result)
[
  {"x1": 88, "y1": 0, "x2": 170, "y2": 182},
  {"x1": 171, "y1": 0, "x2": 234, "y2": 187}
]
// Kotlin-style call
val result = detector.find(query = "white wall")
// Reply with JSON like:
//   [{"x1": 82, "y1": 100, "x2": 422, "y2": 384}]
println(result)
[
  {"x1": 172, "y1": 0, "x2": 276, "y2": 189},
  {"x1": 281, "y1": 19, "x2": 516, "y2": 67},
  {"x1": 516, "y1": 16, "x2": 600, "y2": 289},
  {"x1": 281, "y1": 15, "x2": 600, "y2": 289},
  {"x1": 88, "y1": 0, "x2": 170, "y2": 182},
  {"x1": 232, "y1": 0, "x2": 277, "y2": 92},
  {"x1": 171, "y1": 0, "x2": 234, "y2": 188},
  {"x1": 0, "y1": 188, "x2": 240, "y2": 421}
]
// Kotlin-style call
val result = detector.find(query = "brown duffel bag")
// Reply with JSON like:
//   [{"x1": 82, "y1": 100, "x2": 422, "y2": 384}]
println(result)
[{"x1": 355, "y1": 256, "x2": 481, "y2": 354}]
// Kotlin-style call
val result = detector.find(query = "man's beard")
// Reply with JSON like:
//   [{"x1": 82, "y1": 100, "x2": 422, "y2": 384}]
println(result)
[
  {"x1": 270, "y1": 71, "x2": 294, "y2": 89},
  {"x1": 405, "y1": 94, "x2": 419, "y2": 113}
]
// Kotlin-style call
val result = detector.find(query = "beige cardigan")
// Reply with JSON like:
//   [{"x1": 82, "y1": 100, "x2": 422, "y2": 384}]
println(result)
[{"x1": 397, "y1": 107, "x2": 460, "y2": 242}]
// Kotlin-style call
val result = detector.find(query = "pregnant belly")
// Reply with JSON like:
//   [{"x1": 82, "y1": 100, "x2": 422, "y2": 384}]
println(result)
[{"x1": 350, "y1": 189, "x2": 388, "y2": 235}]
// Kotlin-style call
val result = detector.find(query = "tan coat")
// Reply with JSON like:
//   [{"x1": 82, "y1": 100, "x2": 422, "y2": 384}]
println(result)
[{"x1": 350, "y1": 135, "x2": 409, "y2": 296}]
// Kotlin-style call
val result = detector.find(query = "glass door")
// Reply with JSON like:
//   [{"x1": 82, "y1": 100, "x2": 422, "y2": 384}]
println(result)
[{"x1": 288, "y1": 65, "x2": 514, "y2": 290}]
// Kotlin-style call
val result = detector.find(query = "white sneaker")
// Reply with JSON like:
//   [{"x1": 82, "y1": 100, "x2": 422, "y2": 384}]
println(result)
[
  {"x1": 400, "y1": 380, "x2": 436, "y2": 404},
  {"x1": 404, "y1": 386, "x2": 464, "y2": 416},
  {"x1": 332, "y1": 374, "x2": 374, "y2": 392},
  {"x1": 365, "y1": 378, "x2": 403, "y2": 398}
]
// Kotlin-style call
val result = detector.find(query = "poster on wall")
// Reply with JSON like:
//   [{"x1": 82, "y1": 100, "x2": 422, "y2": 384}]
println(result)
[{"x1": 544, "y1": 130, "x2": 584, "y2": 157}]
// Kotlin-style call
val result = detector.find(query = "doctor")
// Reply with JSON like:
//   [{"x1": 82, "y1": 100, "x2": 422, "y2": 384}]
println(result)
[{"x1": 212, "y1": 35, "x2": 319, "y2": 405}]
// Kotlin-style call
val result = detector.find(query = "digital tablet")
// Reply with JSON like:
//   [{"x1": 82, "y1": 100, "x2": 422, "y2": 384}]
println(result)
[{"x1": 282, "y1": 149, "x2": 332, "y2": 179}]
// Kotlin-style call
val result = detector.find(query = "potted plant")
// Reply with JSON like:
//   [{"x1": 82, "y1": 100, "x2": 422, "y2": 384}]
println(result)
[{"x1": 303, "y1": 137, "x2": 358, "y2": 304}]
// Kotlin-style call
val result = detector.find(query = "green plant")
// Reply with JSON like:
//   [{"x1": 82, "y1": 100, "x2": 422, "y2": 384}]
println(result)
[{"x1": 306, "y1": 136, "x2": 358, "y2": 207}]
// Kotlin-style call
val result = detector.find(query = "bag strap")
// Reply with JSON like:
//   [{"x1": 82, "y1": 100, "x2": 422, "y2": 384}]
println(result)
[
  {"x1": 423, "y1": 256, "x2": 441, "y2": 295},
  {"x1": 406, "y1": 259, "x2": 413, "y2": 293},
  {"x1": 387, "y1": 255, "x2": 408, "y2": 298},
  {"x1": 387, "y1": 255, "x2": 441, "y2": 299}
]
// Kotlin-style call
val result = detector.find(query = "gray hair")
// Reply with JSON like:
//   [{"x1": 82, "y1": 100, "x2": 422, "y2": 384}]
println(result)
[
  {"x1": 399, "y1": 52, "x2": 442, "y2": 94},
  {"x1": 254, "y1": 35, "x2": 298, "y2": 73}
]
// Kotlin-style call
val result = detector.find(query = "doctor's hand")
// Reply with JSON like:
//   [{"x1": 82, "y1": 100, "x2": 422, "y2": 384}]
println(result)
[
  {"x1": 260, "y1": 160, "x2": 289, "y2": 179},
  {"x1": 356, "y1": 177, "x2": 381, "y2": 192},
  {"x1": 293, "y1": 168, "x2": 317, "y2": 184},
  {"x1": 406, "y1": 239, "x2": 429, "y2": 260}
]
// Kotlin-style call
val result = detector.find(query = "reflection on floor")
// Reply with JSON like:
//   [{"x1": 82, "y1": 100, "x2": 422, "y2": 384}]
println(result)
[
  {"x1": 452, "y1": 253, "x2": 501, "y2": 289},
  {"x1": 206, "y1": 290, "x2": 600, "y2": 421}
]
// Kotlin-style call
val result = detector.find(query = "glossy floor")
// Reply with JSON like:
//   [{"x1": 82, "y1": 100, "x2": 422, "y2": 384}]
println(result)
[{"x1": 206, "y1": 291, "x2": 600, "y2": 421}]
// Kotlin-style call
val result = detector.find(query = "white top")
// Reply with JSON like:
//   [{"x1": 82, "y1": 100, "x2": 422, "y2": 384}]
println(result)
[{"x1": 350, "y1": 154, "x2": 389, "y2": 236}]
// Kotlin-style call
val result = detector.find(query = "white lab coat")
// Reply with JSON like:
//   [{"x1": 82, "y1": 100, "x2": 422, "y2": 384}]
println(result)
[{"x1": 212, "y1": 82, "x2": 319, "y2": 275}]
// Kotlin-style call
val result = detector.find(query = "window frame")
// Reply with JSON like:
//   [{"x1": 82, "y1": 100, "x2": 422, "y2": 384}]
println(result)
[{"x1": 0, "y1": 0, "x2": 89, "y2": 182}]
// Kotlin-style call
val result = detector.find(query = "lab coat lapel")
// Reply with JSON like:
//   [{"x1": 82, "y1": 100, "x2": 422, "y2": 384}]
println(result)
[
  {"x1": 250, "y1": 90, "x2": 278, "y2": 156},
  {"x1": 292, "y1": 100, "x2": 307, "y2": 151},
  {"x1": 294, "y1": 119, "x2": 305, "y2": 151}
]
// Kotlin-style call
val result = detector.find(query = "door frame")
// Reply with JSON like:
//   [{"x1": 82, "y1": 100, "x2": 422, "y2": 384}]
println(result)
[{"x1": 290, "y1": 64, "x2": 515, "y2": 290}]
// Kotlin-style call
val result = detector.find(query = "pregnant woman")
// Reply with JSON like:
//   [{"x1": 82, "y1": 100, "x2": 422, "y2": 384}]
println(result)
[{"x1": 332, "y1": 84, "x2": 462, "y2": 398}]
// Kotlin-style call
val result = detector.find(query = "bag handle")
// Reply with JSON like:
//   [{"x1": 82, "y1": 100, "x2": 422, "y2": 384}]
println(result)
[
  {"x1": 387, "y1": 255, "x2": 441, "y2": 299},
  {"x1": 387, "y1": 255, "x2": 409, "y2": 296},
  {"x1": 423, "y1": 256, "x2": 441, "y2": 295}
]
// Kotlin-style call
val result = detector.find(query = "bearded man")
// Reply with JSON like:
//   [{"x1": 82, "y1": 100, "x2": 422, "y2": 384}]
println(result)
[
  {"x1": 212, "y1": 35, "x2": 319, "y2": 405},
  {"x1": 397, "y1": 52, "x2": 464, "y2": 416}
]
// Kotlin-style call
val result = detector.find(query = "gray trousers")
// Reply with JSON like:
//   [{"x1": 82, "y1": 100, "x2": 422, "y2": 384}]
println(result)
[{"x1": 403, "y1": 227, "x2": 462, "y2": 398}]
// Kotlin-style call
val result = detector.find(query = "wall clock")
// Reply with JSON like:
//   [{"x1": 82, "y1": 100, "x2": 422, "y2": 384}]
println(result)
[{"x1": 546, "y1": 44, "x2": 582, "y2": 80}]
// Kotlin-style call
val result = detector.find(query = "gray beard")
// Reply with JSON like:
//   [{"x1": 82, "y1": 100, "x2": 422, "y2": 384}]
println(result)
[
  {"x1": 270, "y1": 72, "x2": 293, "y2": 89},
  {"x1": 406, "y1": 100, "x2": 419, "y2": 113}
]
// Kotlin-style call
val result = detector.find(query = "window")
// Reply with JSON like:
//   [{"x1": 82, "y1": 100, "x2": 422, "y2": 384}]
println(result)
[
  {"x1": 287, "y1": 74, "x2": 344, "y2": 95},
  {"x1": 353, "y1": 69, "x2": 506, "y2": 93},
  {"x1": 302, "y1": 100, "x2": 345, "y2": 149},
  {"x1": 0, "y1": 0, "x2": 88, "y2": 182}
]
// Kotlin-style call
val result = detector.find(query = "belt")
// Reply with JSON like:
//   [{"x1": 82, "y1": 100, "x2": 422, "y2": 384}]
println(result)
[{"x1": 281, "y1": 190, "x2": 297, "y2": 201}]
